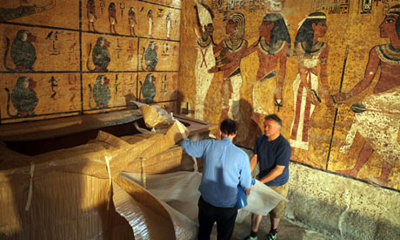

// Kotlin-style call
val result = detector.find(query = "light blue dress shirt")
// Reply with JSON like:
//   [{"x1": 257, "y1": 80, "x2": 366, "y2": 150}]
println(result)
[{"x1": 182, "y1": 137, "x2": 252, "y2": 208}]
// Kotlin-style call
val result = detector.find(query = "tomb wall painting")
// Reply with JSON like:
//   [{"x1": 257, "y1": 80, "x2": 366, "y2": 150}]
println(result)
[
  {"x1": 82, "y1": 73, "x2": 138, "y2": 112},
  {"x1": 0, "y1": 0, "x2": 78, "y2": 29},
  {"x1": 0, "y1": 0, "x2": 181, "y2": 124},
  {"x1": 0, "y1": 73, "x2": 82, "y2": 123},
  {"x1": 138, "y1": 72, "x2": 178, "y2": 103},
  {"x1": 179, "y1": 0, "x2": 400, "y2": 190}
]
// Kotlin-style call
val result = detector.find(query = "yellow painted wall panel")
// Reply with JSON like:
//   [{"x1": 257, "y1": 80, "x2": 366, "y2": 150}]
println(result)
[
  {"x1": 138, "y1": 38, "x2": 179, "y2": 72},
  {"x1": 82, "y1": 73, "x2": 137, "y2": 111},
  {"x1": 179, "y1": 0, "x2": 400, "y2": 190},
  {"x1": 0, "y1": 73, "x2": 81, "y2": 123},
  {"x1": 0, "y1": 0, "x2": 181, "y2": 124},
  {"x1": 0, "y1": 0, "x2": 79, "y2": 29},
  {"x1": 138, "y1": 72, "x2": 177, "y2": 103},
  {"x1": 1, "y1": 25, "x2": 80, "y2": 72},
  {"x1": 82, "y1": 33, "x2": 139, "y2": 72}
]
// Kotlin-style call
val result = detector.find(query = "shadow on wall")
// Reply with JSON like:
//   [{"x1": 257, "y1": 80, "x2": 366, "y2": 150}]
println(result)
[
  {"x1": 124, "y1": 93, "x2": 137, "y2": 107},
  {"x1": 235, "y1": 98, "x2": 262, "y2": 148},
  {"x1": 176, "y1": 90, "x2": 185, "y2": 114}
]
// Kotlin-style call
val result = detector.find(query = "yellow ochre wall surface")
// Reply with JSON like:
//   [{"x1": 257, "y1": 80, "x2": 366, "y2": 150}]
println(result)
[
  {"x1": 0, "y1": 0, "x2": 399, "y2": 192},
  {"x1": 179, "y1": 0, "x2": 400, "y2": 191}
]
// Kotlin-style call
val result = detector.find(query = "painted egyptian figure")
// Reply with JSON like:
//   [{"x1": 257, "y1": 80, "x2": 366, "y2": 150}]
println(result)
[
  {"x1": 108, "y1": 2, "x2": 117, "y2": 34},
  {"x1": 290, "y1": 12, "x2": 333, "y2": 151},
  {"x1": 166, "y1": 11, "x2": 171, "y2": 40},
  {"x1": 333, "y1": 5, "x2": 400, "y2": 185},
  {"x1": 209, "y1": 12, "x2": 248, "y2": 121},
  {"x1": 148, "y1": 9, "x2": 153, "y2": 37},
  {"x1": 128, "y1": 7, "x2": 137, "y2": 36},
  {"x1": 87, "y1": 0, "x2": 97, "y2": 32},
  {"x1": 243, "y1": 13, "x2": 290, "y2": 121},
  {"x1": 194, "y1": 1, "x2": 215, "y2": 120}
]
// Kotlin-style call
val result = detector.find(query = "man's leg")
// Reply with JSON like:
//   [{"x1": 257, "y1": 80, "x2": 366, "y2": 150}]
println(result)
[
  {"x1": 216, "y1": 205, "x2": 237, "y2": 240},
  {"x1": 266, "y1": 183, "x2": 289, "y2": 239},
  {"x1": 270, "y1": 216, "x2": 281, "y2": 230},
  {"x1": 266, "y1": 216, "x2": 281, "y2": 240},
  {"x1": 198, "y1": 197, "x2": 216, "y2": 240},
  {"x1": 245, "y1": 213, "x2": 262, "y2": 239},
  {"x1": 251, "y1": 213, "x2": 263, "y2": 232}
]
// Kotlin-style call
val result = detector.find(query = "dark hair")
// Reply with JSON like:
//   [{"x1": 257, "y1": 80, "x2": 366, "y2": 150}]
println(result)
[
  {"x1": 389, "y1": 4, "x2": 400, "y2": 38},
  {"x1": 128, "y1": 7, "x2": 134, "y2": 15},
  {"x1": 264, "y1": 114, "x2": 282, "y2": 127},
  {"x1": 220, "y1": 118, "x2": 237, "y2": 135},
  {"x1": 294, "y1": 12, "x2": 326, "y2": 56},
  {"x1": 108, "y1": 2, "x2": 115, "y2": 10},
  {"x1": 259, "y1": 13, "x2": 291, "y2": 56}
]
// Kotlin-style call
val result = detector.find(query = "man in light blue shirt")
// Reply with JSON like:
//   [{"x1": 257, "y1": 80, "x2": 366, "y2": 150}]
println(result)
[{"x1": 182, "y1": 119, "x2": 252, "y2": 240}]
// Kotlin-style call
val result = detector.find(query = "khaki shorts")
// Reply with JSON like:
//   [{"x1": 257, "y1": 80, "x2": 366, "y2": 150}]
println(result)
[{"x1": 269, "y1": 182, "x2": 289, "y2": 218}]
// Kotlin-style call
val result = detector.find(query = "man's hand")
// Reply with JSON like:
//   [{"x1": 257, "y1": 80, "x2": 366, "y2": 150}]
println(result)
[{"x1": 246, "y1": 187, "x2": 252, "y2": 198}]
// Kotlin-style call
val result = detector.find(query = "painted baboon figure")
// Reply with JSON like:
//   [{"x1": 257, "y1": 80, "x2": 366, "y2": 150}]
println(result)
[
  {"x1": 142, "y1": 41, "x2": 158, "y2": 71},
  {"x1": 140, "y1": 73, "x2": 156, "y2": 103},
  {"x1": 87, "y1": 37, "x2": 111, "y2": 72},
  {"x1": 4, "y1": 30, "x2": 37, "y2": 72},
  {"x1": 5, "y1": 76, "x2": 38, "y2": 117},
  {"x1": 89, "y1": 75, "x2": 111, "y2": 108}
]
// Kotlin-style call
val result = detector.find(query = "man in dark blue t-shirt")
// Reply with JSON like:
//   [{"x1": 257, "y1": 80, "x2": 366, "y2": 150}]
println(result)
[{"x1": 246, "y1": 114, "x2": 291, "y2": 240}]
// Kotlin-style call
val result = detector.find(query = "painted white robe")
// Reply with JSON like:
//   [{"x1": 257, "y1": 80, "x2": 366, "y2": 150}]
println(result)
[
  {"x1": 340, "y1": 45, "x2": 400, "y2": 168},
  {"x1": 194, "y1": 38, "x2": 215, "y2": 120},
  {"x1": 290, "y1": 43, "x2": 326, "y2": 150}
]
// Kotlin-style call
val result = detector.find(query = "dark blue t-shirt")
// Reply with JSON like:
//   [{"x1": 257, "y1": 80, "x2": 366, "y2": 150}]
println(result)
[{"x1": 254, "y1": 134, "x2": 291, "y2": 186}]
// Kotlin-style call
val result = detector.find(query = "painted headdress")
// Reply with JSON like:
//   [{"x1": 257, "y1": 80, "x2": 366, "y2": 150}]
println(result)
[
  {"x1": 293, "y1": 12, "x2": 327, "y2": 56},
  {"x1": 388, "y1": 4, "x2": 400, "y2": 15},
  {"x1": 297, "y1": 12, "x2": 326, "y2": 30},
  {"x1": 262, "y1": 13, "x2": 291, "y2": 56},
  {"x1": 231, "y1": 12, "x2": 245, "y2": 40},
  {"x1": 387, "y1": 4, "x2": 400, "y2": 37}
]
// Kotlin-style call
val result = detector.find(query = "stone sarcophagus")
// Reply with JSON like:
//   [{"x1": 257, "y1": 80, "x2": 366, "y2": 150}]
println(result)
[{"x1": 0, "y1": 105, "x2": 216, "y2": 240}]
